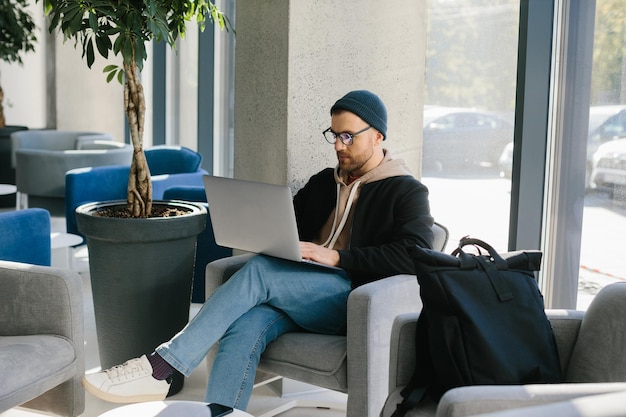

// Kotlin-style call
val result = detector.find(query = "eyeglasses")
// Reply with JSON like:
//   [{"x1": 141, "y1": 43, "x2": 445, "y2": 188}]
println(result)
[{"x1": 322, "y1": 126, "x2": 371, "y2": 146}]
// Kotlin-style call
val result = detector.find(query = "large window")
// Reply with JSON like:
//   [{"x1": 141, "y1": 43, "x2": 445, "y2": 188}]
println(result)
[
  {"x1": 579, "y1": 0, "x2": 626, "y2": 309},
  {"x1": 421, "y1": 0, "x2": 519, "y2": 253},
  {"x1": 422, "y1": 0, "x2": 625, "y2": 310}
]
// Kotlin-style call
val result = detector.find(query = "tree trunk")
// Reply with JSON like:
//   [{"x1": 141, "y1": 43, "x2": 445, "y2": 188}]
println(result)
[
  {"x1": 0, "y1": 85, "x2": 6, "y2": 128},
  {"x1": 124, "y1": 61, "x2": 152, "y2": 217}
]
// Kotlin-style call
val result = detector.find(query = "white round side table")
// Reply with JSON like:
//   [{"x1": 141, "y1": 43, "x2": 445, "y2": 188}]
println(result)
[
  {"x1": 0, "y1": 184, "x2": 17, "y2": 195},
  {"x1": 99, "y1": 401, "x2": 253, "y2": 417},
  {"x1": 50, "y1": 232, "x2": 83, "y2": 270}
]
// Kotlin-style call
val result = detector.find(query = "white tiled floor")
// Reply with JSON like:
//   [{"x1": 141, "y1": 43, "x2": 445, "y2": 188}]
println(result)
[{"x1": 1, "y1": 215, "x2": 346, "y2": 417}]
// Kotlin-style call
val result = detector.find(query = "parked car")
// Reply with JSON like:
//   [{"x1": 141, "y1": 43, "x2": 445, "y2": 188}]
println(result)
[
  {"x1": 586, "y1": 106, "x2": 626, "y2": 187},
  {"x1": 422, "y1": 106, "x2": 514, "y2": 173},
  {"x1": 498, "y1": 141, "x2": 514, "y2": 179},
  {"x1": 589, "y1": 136, "x2": 626, "y2": 197},
  {"x1": 497, "y1": 105, "x2": 626, "y2": 184}
]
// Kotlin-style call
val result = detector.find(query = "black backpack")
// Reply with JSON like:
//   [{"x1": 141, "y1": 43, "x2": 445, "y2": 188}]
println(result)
[{"x1": 391, "y1": 238, "x2": 562, "y2": 417}]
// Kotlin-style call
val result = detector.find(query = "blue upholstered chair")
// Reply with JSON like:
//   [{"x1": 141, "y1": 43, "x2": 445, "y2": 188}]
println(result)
[
  {"x1": 0, "y1": 208, "x2": 51, "y2": 266},
  {"x1": 64, "y1": 146, "x2": 208, "y2": 240},
  {"x1": 162, "y1": 185, "x2": 232, "y2": 303}
]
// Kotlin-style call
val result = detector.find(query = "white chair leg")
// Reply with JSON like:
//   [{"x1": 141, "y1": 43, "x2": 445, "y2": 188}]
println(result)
[
  {"x1": 252, "y1": 378, "x2": 347, "y2": 417},
  {"x1": 256, "y1": 398, "x2": 347, "y2": 417},
  {"x1": 16, "y1": 191, "x2": 28, "y2": 210}
]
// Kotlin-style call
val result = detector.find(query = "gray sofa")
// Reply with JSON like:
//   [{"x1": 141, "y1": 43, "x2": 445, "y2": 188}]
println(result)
[
  {"x1": 11, "y1": 129, "x2": 132, "y2": 212},
  {"x1": 0, "y1": 260, "x2": 85, "y2": 416},
  {"x1": 381, "y1": 282, "x2": 626, "y2": 417}
]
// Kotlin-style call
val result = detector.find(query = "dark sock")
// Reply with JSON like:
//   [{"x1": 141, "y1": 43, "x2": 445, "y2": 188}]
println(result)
[{"x1": 147, "y1": 352, "x2": 174, "y2": 380}]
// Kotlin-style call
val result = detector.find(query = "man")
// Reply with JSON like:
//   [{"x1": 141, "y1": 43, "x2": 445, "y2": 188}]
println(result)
[{"x1": 82, "y1": 90, "x2": 434, "y2": 410}]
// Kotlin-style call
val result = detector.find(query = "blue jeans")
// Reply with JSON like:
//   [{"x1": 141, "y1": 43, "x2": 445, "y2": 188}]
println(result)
[{"x1": 155, "y1": 255, "x2": 351, "y2": 410}]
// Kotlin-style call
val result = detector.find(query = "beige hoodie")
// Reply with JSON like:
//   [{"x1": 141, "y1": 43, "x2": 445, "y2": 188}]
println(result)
[{"x1": 314, "y1": 150, "x2": 414, "y2": 250}]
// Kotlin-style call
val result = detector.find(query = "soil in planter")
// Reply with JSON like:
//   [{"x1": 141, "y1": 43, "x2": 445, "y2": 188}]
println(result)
[{"x1": 95, "y1": 205, "x2": 191, "y2": 218}]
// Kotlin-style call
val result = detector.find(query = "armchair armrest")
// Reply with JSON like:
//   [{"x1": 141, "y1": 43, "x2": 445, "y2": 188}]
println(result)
[
  {"x1": 466, "y1": 390, "x2": 626, "y2": 417},
  {"x1": 436, "y1": 382, "x2": 626, "y2": 417},
  {"x1": 346, "y1": 274, "x2": 421, "y2": 417},
  {"x1": 388, "y1": 312, "x2": 421, "y2": 391},
  {"x1": 205, "y1": 253, "x2": 255, "y2": 298},
  {"x1": 545, "y1": 309, "x2": 584, "y2": 373}
]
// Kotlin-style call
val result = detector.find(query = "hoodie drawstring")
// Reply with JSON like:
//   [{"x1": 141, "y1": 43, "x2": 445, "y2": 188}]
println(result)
[{"x1": 322, "y1": 180, "x2": 361, "y2": 250}]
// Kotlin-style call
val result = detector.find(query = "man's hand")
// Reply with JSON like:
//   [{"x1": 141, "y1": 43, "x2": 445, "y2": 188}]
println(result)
[{"x1": 300, "y1": 242, "x2": 341, "y2": 267}]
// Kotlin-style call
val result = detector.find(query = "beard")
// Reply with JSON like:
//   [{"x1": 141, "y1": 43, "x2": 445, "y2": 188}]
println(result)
[{"x1": 337, "y1": 148, "x2": 375, "y2": 175}]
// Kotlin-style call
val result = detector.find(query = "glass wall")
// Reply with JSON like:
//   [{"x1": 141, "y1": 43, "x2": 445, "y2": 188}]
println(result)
[
  {"x1": 152, "y1": 0, "x2": 235, "y2": 176},
  {"x1": 421, "y1": 0, "x2": 624, "y2": 310},
  {"x1": 579, "y1": 0, "x2": 626, "y2": 309},
  {"x1": 421, "y1": 0, "x2": 520, "y2": 253}
]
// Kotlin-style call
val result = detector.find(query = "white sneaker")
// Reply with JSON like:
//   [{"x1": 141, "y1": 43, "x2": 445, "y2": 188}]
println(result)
[{"x1": 82, "y1": 355, "x2": 171, "y2": 403}]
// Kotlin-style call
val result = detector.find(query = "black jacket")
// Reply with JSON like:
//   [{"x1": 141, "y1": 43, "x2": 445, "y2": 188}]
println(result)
[{"x1": 293, "y1": 167, "x2": 434, "y2": 287}]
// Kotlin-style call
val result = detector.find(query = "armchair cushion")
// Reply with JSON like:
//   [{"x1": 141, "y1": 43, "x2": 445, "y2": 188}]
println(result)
[
  {"x1": 1, "y1": 335, "x2": 77, "y2": 404},
  {"x1": 261, "y1": 333, "x2": 348, "y2": 390}
]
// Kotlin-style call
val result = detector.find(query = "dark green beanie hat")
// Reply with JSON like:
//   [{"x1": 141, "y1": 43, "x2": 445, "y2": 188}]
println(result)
[{"x1": 330, "y1": 90, "x2": 388, "y2": 140}]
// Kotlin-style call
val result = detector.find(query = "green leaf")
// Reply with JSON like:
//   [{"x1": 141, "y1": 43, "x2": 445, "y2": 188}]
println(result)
[
  {"x1": 86, "y1": 39, "x2": 95, "y2": 68},
  {"x1": 106, "y1": 69, "x2": 116, "y2": 83},
  {"x1": 95, "y1": 34, "x2": 110, "y2": 58},
  {"x1": 89, "y1": 12, "x2": 98, "y2": 32},
  {"x1": 113, "y1": 32, "x2": 124, "y2": 55}
]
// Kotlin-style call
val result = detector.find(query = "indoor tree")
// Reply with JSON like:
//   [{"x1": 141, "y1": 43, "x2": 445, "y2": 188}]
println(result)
[
  {"x1": 43, "y1": 0, "x2": 231, "y2": 217},
  {"x1": 0, "y1": 0, "x2": 37, "y2": 127}
]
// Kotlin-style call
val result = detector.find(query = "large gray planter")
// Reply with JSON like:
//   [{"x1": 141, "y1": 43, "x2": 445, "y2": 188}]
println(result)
[{"x1": 76, "y1": 200, "x2": 207, "y2": 396}]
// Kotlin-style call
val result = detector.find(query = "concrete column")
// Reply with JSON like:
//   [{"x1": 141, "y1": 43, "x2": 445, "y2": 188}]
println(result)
[{"x1": 234, "y1": 0, "x2": 428, "y2": 190}]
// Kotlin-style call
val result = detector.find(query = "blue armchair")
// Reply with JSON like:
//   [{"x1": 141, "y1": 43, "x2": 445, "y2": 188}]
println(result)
[
  {"x1": 0, "y1": 208, "x2": 51, "y2": 266},
  {"x1": 162, "y1": 185, "x2": 232, "y2": 303},
  {"x1": 65, "y1": 146, "x2": 208, "y2": 240}
]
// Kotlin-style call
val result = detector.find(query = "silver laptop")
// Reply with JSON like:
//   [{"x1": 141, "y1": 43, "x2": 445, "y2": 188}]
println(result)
[{"x1": 203, "y1": 175, "x2": 341, "y2": 269}]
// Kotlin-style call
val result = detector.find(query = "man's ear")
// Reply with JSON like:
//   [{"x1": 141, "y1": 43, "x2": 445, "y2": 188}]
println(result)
[{"x1": 375, "y1": 131, "x2": 385, "y2": 145}]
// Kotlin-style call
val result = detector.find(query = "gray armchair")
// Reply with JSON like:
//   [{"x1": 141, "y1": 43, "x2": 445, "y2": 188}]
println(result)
[
  {"x1": 204, "y1": 222, "x2": 449, "y2": 417},
  {"x1": 0, "y1": 260, "x2": 85, "y2": 416},
  {"x1": 381, "y1": 282, "x2": 626, "y2": 417},
  {"x1": 11, "y1": 129, "x2": 132, "y2": 213}
]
